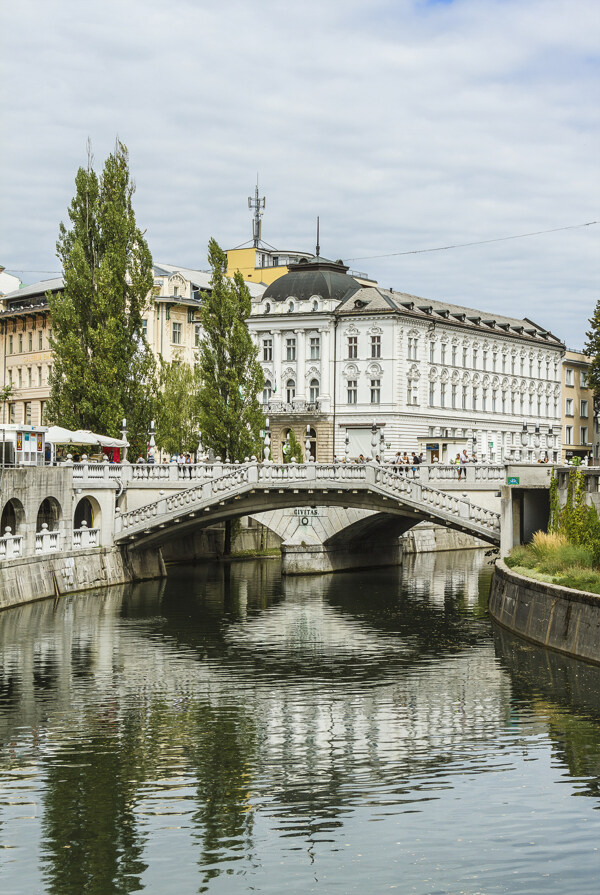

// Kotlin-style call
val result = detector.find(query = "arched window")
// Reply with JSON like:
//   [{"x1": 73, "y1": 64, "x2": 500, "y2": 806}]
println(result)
[
  {"x1": 264, "y1": 302, "x2": 271, "y2": 314},
  {"x1": 309, "y1": 379, "x2": 319, "y2": 403},
  {"x1": 263, "y1": 380, "x2": 272, "y2": 405},
  {"x1": 286, "y1": 379, "x2": 296, "y2": 403},
  {"x1": 288, "y1": 301, "x2": 295, "y2": 313}
]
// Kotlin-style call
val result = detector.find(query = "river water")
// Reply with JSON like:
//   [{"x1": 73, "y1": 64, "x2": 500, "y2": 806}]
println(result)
[{"x1": 1, "y1": 551, "x2": 600, "y2": 894}]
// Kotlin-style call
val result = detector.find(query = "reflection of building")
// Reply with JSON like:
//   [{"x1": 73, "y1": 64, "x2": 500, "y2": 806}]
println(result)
[
  {"x1": 250, "y1": 254, "x2": 565, "y2": 463},
  {"x1": 561, "y1": 349, "x2": 593, "y2": 463}
]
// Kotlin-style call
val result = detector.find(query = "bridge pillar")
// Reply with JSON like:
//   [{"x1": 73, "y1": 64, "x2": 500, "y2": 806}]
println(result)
[
  {"x1": 500, "y1": 485, "x2": 519, "y2": 558},
  {"x1": 281, "y1": 540, "x2": 402, "y2": 575}
]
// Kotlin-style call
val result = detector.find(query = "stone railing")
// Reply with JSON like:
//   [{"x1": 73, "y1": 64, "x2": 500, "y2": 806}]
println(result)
[
  {"x1": 0, "y1": 528, "x2": 23, "y2": 559},
  {"x1": 72, "y1": 523, "x2": 100, "y2": 549},
  {"x1": 115, "y1": 461, "x2": 501, "y2": 541},
  {"x1": 262, "y1": 400, "x2": 321, "y2": 414},
  {"x1": 35, "y1": 524, "x2": 60, "y2": 555}
]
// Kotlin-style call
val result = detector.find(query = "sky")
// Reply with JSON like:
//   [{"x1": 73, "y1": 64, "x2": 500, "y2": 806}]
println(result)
[{"x1": 1, "y1": 0, "x2": 598, "y2": 348}]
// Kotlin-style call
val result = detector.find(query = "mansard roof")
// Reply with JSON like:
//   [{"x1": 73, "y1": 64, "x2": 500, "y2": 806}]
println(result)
[{"x1": 335, "y1": 287, "x2": 564, "y2": 347}]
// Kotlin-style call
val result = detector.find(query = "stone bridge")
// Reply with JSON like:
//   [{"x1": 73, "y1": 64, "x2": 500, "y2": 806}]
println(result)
[{"x1": 114, "y1": 463, "x2": 502, "y2": 565}]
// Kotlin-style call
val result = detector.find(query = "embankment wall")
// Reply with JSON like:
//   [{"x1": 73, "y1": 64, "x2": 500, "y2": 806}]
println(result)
[
  {"x1": 489, "y1": 560, "x2": 600, "y2": 665},
  {"x1": 0, "y1": 546, "x2": 164, "y2": 612}
]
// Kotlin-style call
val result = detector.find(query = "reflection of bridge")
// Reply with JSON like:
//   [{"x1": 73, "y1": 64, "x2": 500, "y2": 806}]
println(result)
[{"x1": 114, "y1": 462, "x2": 501, "y2": 551}]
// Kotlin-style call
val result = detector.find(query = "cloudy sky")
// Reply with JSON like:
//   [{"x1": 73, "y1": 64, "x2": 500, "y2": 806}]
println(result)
[{"x1": 1, "y1": 0, "x2": 598, "y2": 347}]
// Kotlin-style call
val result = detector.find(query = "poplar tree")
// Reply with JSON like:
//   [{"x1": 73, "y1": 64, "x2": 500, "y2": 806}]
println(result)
[
  {"x1": 197, "y1": 239, "x2": 265, "y2": 461},
  {"x1": 47, "y1": 140, "x2": 156, "y2": 454},
  {"x1": 584, "y1": 298, "x2": 600, "y2": 393}
]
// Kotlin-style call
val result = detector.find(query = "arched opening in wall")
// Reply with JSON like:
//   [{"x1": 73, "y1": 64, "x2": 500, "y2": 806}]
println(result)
[
  {"x1": 36, "y1": 497, "x2": 61, "y2": 532},
  {"x1": 74, "y1": 497, "x2": 94, "y2": 529},
  {"x1": 1, "y1": 498, "x2": 25, "y2": 536}
]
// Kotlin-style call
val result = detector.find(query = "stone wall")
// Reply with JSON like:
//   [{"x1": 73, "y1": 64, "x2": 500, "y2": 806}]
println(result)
[
  {"x1": 489, "y1": 560, "x2": 600, "y2": 665},
  {"x1": 0, "y1": 546, "x2": 164, "y2": 613},
  {"x1": 401, "y1": 522, "x2": 486, "y2": 553}
]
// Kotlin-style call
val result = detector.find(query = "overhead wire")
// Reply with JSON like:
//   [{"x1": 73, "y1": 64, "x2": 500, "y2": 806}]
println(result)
[{"x1": 344, "y1": 220, "x2": 598, "y2": 263}]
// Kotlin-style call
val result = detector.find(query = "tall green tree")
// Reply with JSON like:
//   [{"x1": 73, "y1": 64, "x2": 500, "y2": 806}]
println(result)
[
  {"x1": 46, "y1": 140, "x2": 156, "y2": 455},
  {"x1": 156, "y1": 358, "x2": 202, "y2": 456},
  {"x1": 197, "y1": 239, "x2": 264, "y2": 461},
  {"x1": 584, "y1": 298, "x2": 600, "y2": 393}
]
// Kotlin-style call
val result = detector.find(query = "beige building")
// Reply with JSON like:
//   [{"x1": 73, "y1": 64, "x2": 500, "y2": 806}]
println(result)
[
  {"x1": 561, "y1": 349, "x2": 593, "y2": 463},
  {"x1": 0, "y1": 264, "x2": 265, "y2": 427}
]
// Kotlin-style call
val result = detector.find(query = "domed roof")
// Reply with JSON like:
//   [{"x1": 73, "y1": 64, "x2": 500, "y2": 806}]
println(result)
[{"x1": 262, "y1": 257, "x2": 361, "y2": 304}]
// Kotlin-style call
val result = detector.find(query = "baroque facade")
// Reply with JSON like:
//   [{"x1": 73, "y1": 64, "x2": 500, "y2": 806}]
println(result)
[{"x1": 249, "y1": 257, "x2": 565, "y2": 463}]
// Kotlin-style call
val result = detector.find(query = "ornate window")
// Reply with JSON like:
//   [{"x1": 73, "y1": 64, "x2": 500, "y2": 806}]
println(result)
[
  {"x1": 370, "y1": 379, "x2": 380, "y2": 404},
  {"x1": 310, "y1": 337, "x2": 320, "y2": 360},
  {"x1": 347, "y1": 380, "x2": 357, "y2": 404},
  {"x1": 348, "y1": 336, "x2": 357, "y2": 359},
  {"x1": 263, "y1": 338, "x2": 273, "y2": 361},
  {"x1": 286, "y1": 379, "x2": 296, "y2": 403},
  {"x1": 172, "y1": 322, "x2": 182, "y2": 344},
  {"x1": 371, "y1": 335, "x2": 381, "y2": 358},
  {"x1": 263, "y1": 380, "x2": 272, "y2": 404},
  {"x1": 286, "y1": 338, "x2": 296, "y2": 361},
  {"x1": 309, "y1": 379, "x2": 320, "y2": 403}
]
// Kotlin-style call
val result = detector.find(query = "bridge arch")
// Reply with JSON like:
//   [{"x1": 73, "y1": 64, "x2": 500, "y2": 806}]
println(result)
[
  {"x1": 115, "y1": 463, "x2": 500, "y2": 553},
  {"x1": 1, "y1": 497, "x2": 25, "y2": 536}
]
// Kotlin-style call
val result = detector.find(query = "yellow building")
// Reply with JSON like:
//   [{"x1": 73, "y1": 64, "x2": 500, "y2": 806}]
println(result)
[{"x1": 561, "y1": 349, "x2": 593, "y2": 463}]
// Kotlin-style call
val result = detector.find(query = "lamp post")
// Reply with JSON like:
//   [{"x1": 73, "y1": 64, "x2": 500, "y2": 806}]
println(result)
[
  {"x1": 147, "y1": 419, "x2": 156, "y2": 464},
  {"x1": 263, "y1": 417, "x2": 271, "y2": 462},
  {"x1": 305, "y1": 425, "x2": 312, "y2": 463},
  {"x1": 379, "y1": 429, "x2": 385, "y2": 463},
  {"x1": 196, "y1": 429, "x2": 202, "y2": 464},
  {"x1": 344, "y1": 433, "x2": 350, "y2": 463},
  {"x1": 120, "y1": 418, "x2": 129, "y2": 463},
  {"x1": 371, "y1": 419, "x2": 378, "y2": 461}
]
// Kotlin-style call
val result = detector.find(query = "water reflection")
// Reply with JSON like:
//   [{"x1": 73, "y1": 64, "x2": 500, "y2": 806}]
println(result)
[{"x1": 0, "y1": 553, "x2": 599, "y2": 894}]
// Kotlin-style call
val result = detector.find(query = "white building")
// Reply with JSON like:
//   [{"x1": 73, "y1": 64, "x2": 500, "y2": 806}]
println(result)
[{"x1": 249, "y1": 256, "x2": 565, "y2": 463}]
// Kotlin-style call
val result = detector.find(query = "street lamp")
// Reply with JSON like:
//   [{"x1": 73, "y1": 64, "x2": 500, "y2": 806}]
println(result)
[
  {"x1": 263, "y1": 417, "x2": 271, "y2": 462},
  {"x1": 121, "y1": 418, "x2": 128, "y2": 464},
  {"x1": 305, "y1": 425, "x2": 311, "y2": 463},
  {"x1": 147, "y1": 419, "x2": 156, "y2": 464},
  {"x1": 371, "y1": 419, "x2": 378, "y2": 461}
]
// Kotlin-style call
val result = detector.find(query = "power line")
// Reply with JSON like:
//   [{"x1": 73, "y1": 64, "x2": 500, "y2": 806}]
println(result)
[{"x1": 344, "y1": 220, "x2": 598, "y2": 263}]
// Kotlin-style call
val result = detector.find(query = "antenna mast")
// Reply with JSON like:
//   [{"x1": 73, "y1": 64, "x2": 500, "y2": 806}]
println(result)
[
  {"x1": 316, "y1": 216, "x2": 320, "y2": 257},
  {"x1": 248, "y1": 178, "x2": 266, "y2": 248}
]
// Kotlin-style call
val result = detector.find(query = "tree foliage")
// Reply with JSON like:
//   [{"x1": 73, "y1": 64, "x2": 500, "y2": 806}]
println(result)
[
  {"x1": 283, "y1": 428, "x2": 304, "y2": 463},
  {"x1": 197, "y1": 239, "x2": 264, "y2": 460},
  {"x1": 46, "y1": 140, "x2": 156, "y2": 455},
  {"x1": 156, "y1": 359, "x2": 202, "y2": 456},
  {"x1": 584, "y1": 297, "x2": 600, "y2": 393}
]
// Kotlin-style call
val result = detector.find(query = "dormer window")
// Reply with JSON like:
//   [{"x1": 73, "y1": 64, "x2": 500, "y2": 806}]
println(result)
[
  {"x1": 288, "y1": 301, "x2": 295, "y2": 313},
  {"x1": 313, "y1": 300, "x2": 319, "y2": 311},
  {"x1": 173, "y1": 286, "x2": 179, "y2": 297},
  {"x1": 265, "y1": 302, "x2": 271, "y2": 314},
  {"x1": 354, "y1": 298, "x2": 367, "y2": 309}
]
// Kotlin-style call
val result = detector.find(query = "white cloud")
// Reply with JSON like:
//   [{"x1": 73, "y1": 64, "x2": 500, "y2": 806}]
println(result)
[{"x1": 1, "y1": 0, "x2": 598, "y2": 345}]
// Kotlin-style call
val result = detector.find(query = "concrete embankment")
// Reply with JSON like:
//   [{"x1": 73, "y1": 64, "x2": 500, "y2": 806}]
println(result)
[
  {"x1": 489, "y1": 560, "x2": 600, "y2": 665},
  {"x1": 0, "y1": 547, "x2": 164, "y2": 612}
]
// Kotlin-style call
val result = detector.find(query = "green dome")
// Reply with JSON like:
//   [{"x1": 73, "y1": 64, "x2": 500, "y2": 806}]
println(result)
[{"x1": 262, "y1": 257, "x2": 361, "y2": 304}]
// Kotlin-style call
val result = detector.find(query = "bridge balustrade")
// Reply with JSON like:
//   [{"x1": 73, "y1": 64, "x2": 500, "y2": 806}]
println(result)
[
  {"x1": 0, "y1": 528, "x2": 23, "y2": 559},
  {"x1": 72, "y1": 523, "x2": 99, "y2": 549},
  {"x1": 35, "y1": 524, "x2": 60, "y2": 555}
]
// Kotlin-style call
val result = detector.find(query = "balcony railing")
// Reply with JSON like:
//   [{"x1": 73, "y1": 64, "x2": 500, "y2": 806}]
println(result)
[{"x1": 262, "y1": 399, "x2": 321, "y2": 414}]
